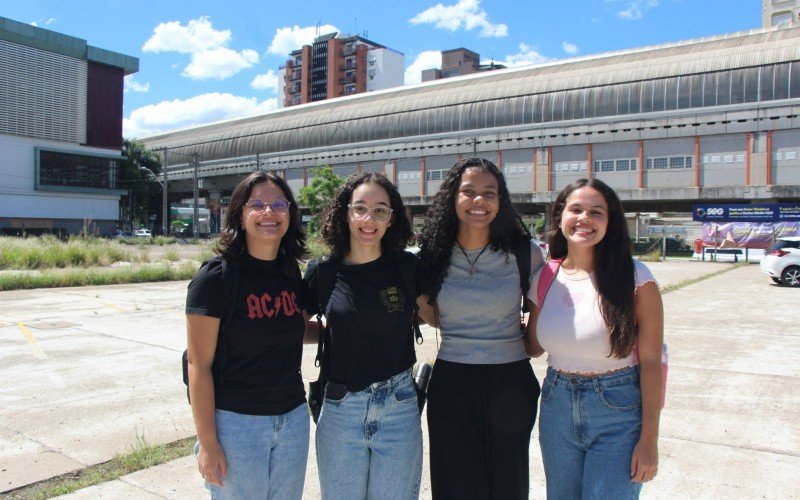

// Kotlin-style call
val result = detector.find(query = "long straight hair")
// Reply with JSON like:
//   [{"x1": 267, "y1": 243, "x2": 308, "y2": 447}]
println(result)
[{"x1": 548, "y1": 178, "x2": 636, "y2": 358}]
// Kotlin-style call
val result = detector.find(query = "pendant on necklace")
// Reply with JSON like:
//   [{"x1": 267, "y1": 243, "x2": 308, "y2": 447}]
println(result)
[{"x1": 468, "y1": 265, "x2": 475, "y2": 276}]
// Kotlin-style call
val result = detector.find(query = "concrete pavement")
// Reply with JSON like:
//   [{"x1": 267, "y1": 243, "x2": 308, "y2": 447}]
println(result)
[{"x1": 1, "y1": 260, "x2": 798, "y2": 499}]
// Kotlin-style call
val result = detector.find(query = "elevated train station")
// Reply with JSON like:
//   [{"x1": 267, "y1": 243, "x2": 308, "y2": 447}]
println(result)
[{"x1": 143, "y1": 25, "x2": 800, "y2": 221}]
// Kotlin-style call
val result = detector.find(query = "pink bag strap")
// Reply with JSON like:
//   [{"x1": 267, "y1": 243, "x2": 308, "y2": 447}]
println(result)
[{"x1": 536, "y1": 258, "x2": 563, "y2": 307}]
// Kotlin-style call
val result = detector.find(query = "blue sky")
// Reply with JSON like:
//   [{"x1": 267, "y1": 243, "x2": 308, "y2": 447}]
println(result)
[{"x1": 5, "y1": 0, "x2": 759, "y2": 139}]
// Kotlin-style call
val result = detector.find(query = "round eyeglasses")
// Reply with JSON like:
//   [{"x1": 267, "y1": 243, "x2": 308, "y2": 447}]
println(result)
[
  {"x1": 246, "y1": 198, "x2": 291, "y2": 214},
  {"x1": 347, "y1": 204, "x2": 393, "y2": 223}
]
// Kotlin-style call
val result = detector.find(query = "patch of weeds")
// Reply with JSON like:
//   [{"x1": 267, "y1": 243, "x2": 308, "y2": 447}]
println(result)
[
  {"x1": 6, "y1": 436, "x2": 196, "y2": 499},
  {"x1": 165, "y1": 248, "x2": 180, "y2": 261}
]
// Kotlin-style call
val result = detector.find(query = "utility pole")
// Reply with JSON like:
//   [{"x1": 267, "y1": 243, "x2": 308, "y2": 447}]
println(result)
[
  {"x1": 471, "y1": 137, "x2": 478, "y2": 156},
  {"x1": 193, "y1": 153, "x2": 199, "y2": 240},
  {"x1": 161, "y1": 148, "x2": 168, "y2": 236}
]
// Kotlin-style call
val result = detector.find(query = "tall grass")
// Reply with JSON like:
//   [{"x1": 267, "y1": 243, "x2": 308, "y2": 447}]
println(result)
[
  {"x1": 0, "y1": 263, "x2": 199, "y2": 291},
  {"x1": 0, "y1": 236, "x2": 143, "y2": 270}
]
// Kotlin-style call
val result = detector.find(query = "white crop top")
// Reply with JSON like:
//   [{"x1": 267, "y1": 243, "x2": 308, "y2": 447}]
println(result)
[{"x1": 528, "y1": 259, "x2": 657, "y2": 374}]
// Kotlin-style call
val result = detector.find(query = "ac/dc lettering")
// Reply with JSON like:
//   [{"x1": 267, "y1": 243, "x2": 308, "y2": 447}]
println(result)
[{"x1": 246, "y1": 290, "x2": 299, "y2": 319}]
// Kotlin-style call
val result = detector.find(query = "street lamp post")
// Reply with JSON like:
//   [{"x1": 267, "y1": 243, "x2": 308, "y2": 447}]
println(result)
[
  {"x1": 139, "y1": 165, "x2": 168, "y2": 236},
  {"x1": 192, "y1": 153, "x2": 199, "y2": 240}
]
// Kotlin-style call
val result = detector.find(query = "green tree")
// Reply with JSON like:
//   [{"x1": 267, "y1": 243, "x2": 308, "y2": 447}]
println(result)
[
  {"x1": 120, "y1": 139, "x2": 163, "y2": 231},
  {"x1": 298, "y1": 165, "x2": 344, "y2": 234},
  {"x1": 533, "y1": 217, "x2": 546, "y2": 237}
]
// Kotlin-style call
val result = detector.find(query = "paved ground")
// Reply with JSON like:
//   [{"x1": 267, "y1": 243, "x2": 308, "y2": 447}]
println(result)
[{"x1": 1, "y1": 260, "x2": 798, "y2": 499}]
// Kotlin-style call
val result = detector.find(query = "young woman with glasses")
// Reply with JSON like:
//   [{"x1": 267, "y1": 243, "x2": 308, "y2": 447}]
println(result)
[
  {"x1": 416, "y1": 158, "x2": 545, "y2": 499},
  {"x1": 526, "y1": 178, "x2": 663, "y2": 499},
  {"x1": 304, "y1": 172, "x2": 422, "y2": 499},
  {"x1": 185, "y1": 171, "x2": 313, "y2": 499}
]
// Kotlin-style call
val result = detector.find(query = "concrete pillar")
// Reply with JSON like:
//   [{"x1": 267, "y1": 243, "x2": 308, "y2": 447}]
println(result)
[
  {"x1": 638, "y1": 140, "x2": 645, "y2": 189},
  {"x1": 420, "y1": 157, "x2": 427, "y2": 197},
  {"x1": 766, "y1": 130, "x2": 773, "y2": 185},
  {"x1": 587, "y1": 144, "x2": 593, "y2": 180},
  {"x1": 745, "y1": 132, "x2": 752, "y2": 186},
  {"x1": 694, "y1": 136, "x2": 701, "y2": 188}
]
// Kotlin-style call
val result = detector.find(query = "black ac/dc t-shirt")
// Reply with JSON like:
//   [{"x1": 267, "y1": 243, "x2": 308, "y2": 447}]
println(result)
[
  {"x1": 305, "y1": 252, "x2": 417, "y2": 392},
  {"x1": 186, "y1": 255, "x2": 307, "y2": 415}
]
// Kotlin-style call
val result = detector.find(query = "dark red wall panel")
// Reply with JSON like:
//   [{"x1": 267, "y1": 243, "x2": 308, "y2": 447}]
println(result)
[{"x1": 86, "y1": 62, "x2": 124, "y2": 149}]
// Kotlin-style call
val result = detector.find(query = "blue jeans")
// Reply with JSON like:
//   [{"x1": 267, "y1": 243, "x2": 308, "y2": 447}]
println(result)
[
  {"x1": 539, "y1": 366, "x2": 643, "y2": 500},
  {"x1": 316, "y1": 369, "x2": 423, "y2": 500},
  {"x1": 200, "y1": 403, "x2": 310, "y2": 499}
]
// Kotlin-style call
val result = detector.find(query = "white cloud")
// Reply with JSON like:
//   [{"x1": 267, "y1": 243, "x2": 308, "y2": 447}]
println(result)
[
  {"x1": 610, "y1": 0, "x2": 659, "y2": 20},
  {"x1": 562, "y1": 41, "x2": 579, "y2": 55},
  {"x1": 267, "y1": 24, "x2": 339, "y2": 56},
  {"x1": 251, "y1": 69, "x2": 280, "y2": 91},
  {"x1": 142, "y1": 16, "x2": 230, "y2": 54},
  {"x1": 124, "y1": 93, "x2": 278, "y2": 138},
  {"x1": 183, "y1": 48, "x2": 259, "y2": 80},
  {"x1": 404, "y1": 50, "x2": 442, "y2": 84},
  {"x1": 142, "y1": 17, "x2": 258, "y2": 80},
  {"x1": 30, "y1": 18, "x2": 56, "y2": 27},
  {"x1": 124, "y1": 74, "x2": 150, "y2": 93},
  {"x1": 409, "y1": 0, "x2": 507, "y2": 38},
  {"x1": 496, "y1": 43, "x2": 551, "y2": 68}
]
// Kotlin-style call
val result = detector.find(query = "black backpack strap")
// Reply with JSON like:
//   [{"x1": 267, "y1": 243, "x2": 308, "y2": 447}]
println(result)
[
  {"x1": 314, "y1": 258, "x2": 336, "y2": 370},
  {"x1": 514, "y1": 240, "x2": 532, "y2": 314},
  {"x1": 398, "y1": 251, "x2": 423, "y2": 345},
  {"x1": 219, "y1": 258, "x2": 240, "y2": 332},
  {"x1": 213, "y1": 257, "x2": 239, "y2": 390}
]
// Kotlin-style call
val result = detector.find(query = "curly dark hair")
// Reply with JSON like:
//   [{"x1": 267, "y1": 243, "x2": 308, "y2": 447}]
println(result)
[
  {"x1": 320, "y1": 172, "x2": 414, "y2": 261},
  {"x1": 417, "y1": 158, "x2": 530, "y2": 302},
  {"x1": 215, "y1": 171, "x2": 306, "y2": 277},
  {"x1": 547, "y1": 178, "x2": 635, "y2": 358}
]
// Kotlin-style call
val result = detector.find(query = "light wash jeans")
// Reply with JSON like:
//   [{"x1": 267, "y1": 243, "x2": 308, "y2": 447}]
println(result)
[
  {"x1": 316, "y1": 369, "x2": 423, "y2": 500},
  {"x1": 198, "y1": 403, "x2": 310, "y2": 499},
  {"x1": 539, "y1": 365, "x2": 643, "y2": 500}
]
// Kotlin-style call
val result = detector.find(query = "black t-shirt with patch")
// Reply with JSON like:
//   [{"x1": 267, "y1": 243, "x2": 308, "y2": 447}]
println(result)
[
  {"x1": 305, "y1": 252, "x2": 416, "y2": 392},
  {"x1": 186, "y1": 254, "x2": 307, "y2": 415}
]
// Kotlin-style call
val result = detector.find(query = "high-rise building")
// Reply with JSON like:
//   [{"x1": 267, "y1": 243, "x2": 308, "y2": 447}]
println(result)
[
  {"x1": 421, "y1": 48, "x2": 506, "y2": 82},
  {"x1": 763, "y1": 0, "x2": 800, "y2": 27},
  {"x1": 0, "y1": 16, "x2": 138, "y2": 236},
  {"x1": 278, "y1": 32, "x2": 403, "y2": 107}
]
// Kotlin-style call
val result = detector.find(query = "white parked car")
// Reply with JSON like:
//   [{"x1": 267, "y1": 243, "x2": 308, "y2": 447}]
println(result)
[
  {"x1": 532, "y1": 237, "x2": 548, "y2": 259},
  {"x1": 134, "y1": 229, "x2": 152, "y2": 238},
  {"x1": 760, "y1": 237, "x2": 800, "y2": 287}
]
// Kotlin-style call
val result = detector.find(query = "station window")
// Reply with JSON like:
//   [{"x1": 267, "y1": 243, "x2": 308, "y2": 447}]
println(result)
[{"x1": 37, "y1": 150, "x2": 121, "y2": 191}]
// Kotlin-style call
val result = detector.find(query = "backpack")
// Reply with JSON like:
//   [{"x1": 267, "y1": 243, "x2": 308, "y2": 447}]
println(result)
[
  {"x1": 513, "y1": 239, "x2": 532, "y2": 316},
  {"x1": 182, "y1": 256, "x2": 240, "y2": 404},
  {"x1": 308, "y1": 251, "x2": 421, "y2": 423},
  {"x1": 534, "y1": 258, "x2": 668, "y2": 408}
]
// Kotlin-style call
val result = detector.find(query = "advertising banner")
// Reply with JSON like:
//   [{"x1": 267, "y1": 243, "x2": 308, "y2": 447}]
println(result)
[
  {"x1": 701, "y1": 222, "x2": 800, "y2": 248},
  {"x1": 693, "y1": 203, "x2": 800, "y2": 222}
]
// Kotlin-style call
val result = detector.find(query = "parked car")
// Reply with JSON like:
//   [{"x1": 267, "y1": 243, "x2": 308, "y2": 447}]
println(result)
[
  {"x1": 134, "y1": 229, "x2": 152, "y2": 238},
  {"x1": 532, "y1": 237, "x2": 548, "y2": 259},
  {"x1": 760, "y1": 237, "x2": 800, "y2": 287},
  {"x1": 111, "y1": 229, "x2": 131, "y2": 239},
  {"x1": 633, "y1": 237, "x2": 692, "y2": 255}
]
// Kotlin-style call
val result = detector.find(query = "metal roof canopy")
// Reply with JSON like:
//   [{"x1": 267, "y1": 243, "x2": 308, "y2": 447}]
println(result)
[{"x1": 142, "y1": 26, "x2": 800, "y2": 163}]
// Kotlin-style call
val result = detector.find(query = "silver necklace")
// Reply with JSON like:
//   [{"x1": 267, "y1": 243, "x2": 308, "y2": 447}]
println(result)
[{"x1": 456, "y1": 240, "x2": 490, "y2": 276}]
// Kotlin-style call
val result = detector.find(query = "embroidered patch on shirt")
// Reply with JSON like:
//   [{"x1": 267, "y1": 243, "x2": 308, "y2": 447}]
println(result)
[{"x1": 380, "y1": 285, "x2": 405, "y2": 313}]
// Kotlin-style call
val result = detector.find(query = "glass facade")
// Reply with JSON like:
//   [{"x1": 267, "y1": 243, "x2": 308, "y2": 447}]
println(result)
[{"x1": 38, "y1": 150, "x2": 120, "y2": 190}]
